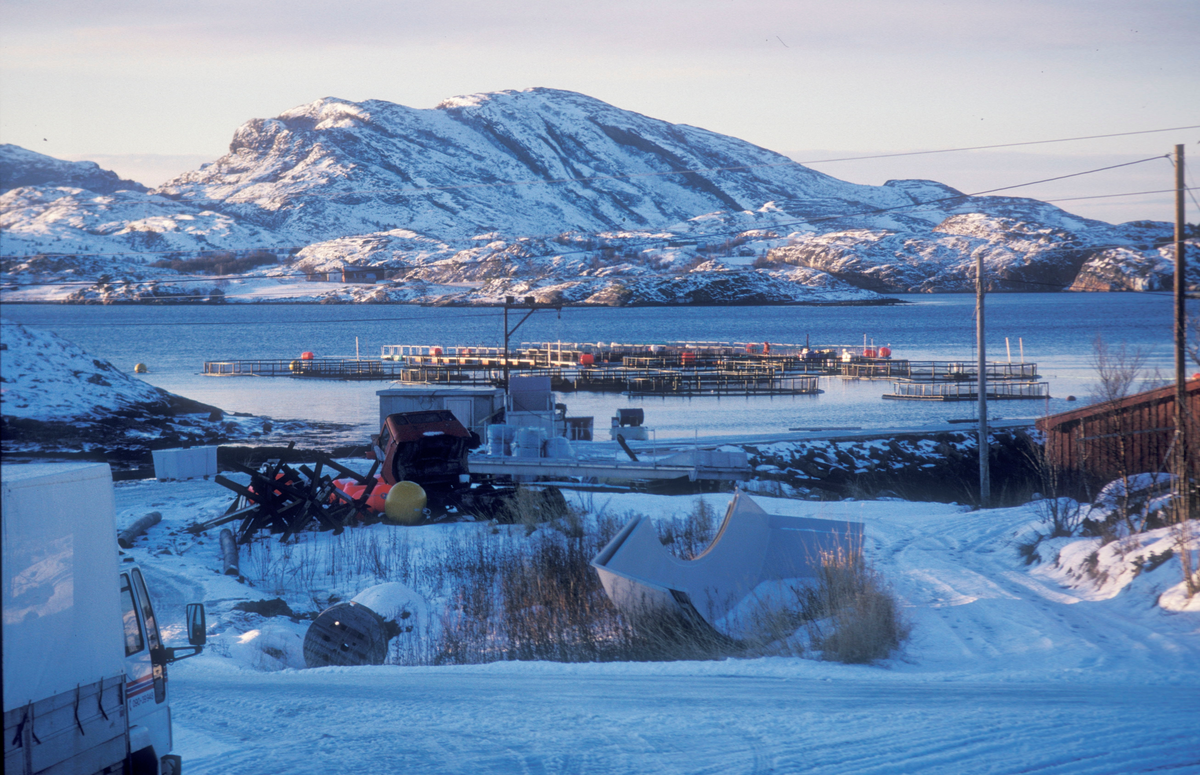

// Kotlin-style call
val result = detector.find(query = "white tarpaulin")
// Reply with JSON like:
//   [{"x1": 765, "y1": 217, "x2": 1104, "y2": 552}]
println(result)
[{"x1": 591, "y1": 491, "x2": 863, "y2": 638}]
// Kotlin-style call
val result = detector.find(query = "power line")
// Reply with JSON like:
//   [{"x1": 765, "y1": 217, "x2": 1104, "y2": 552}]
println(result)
[
  {"x1": 1179, "y1": 153, "x2": 1200, "y2": 213},
  {"x1": 793, "y1": 125, "x2": 1200, "y2": 166},
  {"x1": 1039, "y1": 188, "x2": 1187, "y2": 205}
]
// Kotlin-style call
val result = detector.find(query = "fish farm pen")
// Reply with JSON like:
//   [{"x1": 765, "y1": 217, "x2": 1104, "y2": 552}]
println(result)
[
  {"x1": 203, "y1": 340, "x2": 1044, "y2": 399},
  {"x1": 882, "y1": 380, "x2": 1050, "y2": 401},
  {"x1": 202, "y1": 358, "x2": 408, "y2": 380}
]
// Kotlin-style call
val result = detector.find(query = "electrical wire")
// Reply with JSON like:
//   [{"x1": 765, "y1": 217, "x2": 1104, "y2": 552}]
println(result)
[{"x1": 1180, "y1": 153, "x2": 1200, "y2": 213}]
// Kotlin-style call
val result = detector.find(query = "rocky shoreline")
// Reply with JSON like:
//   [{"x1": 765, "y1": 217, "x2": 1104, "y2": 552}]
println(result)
[{"x1": 741, "y1": 430, "x2": 1040, "y2": 506}]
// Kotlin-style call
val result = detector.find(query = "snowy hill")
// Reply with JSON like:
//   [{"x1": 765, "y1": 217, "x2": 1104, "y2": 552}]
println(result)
[
  {"x1": 156, "y1": 89, "x2": 919, "y2": 242},
  {"x1": 0, "y1": 143, "x2": 148, "y2": 194},
  {"x1": 0, "y1": 319, "x2": 276, "y2": 460},
  {"x1": 1, "y1": 89, "x2": 1191, "y2": 303}
]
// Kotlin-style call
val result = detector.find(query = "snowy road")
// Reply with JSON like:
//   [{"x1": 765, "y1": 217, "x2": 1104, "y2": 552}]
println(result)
[{"x1": 171, "y1": 665, "x2": 1200, "y2": 774}]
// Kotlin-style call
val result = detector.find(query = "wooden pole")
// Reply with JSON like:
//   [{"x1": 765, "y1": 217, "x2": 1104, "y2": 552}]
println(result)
[
  {"x1": 977, "y1": 251, "x2": 990, "y2": 507},
  {"x1": 1174, "y1": 144, "x2": 1188, "y2": 523},
  {"x1": 220, "y1": 528, "x2": 240, "y2": 576},
  {"x1": 503, "y1": 297, "x2": 510, "y2": 394},
  {"x1": 118, "y1": 511, "x2": 162, "y2": 549}
]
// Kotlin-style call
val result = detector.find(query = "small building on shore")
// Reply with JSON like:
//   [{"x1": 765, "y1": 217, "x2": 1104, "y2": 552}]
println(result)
[
  {"x1": 377, "y1": 385, "x2": 504, "y2": 438},
  {"x1": 1036, "y1": 378, "x2": 1200, "y2": 487}
]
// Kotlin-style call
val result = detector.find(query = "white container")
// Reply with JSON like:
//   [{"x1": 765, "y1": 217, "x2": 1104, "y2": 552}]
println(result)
[
  {"x1": 512, "y1": 427, "x2": 544, "y2": 458},
  {"x1": 543, "y1": 436, "x2": 575, "y2": 459},
  {"x1": 151, "y1": 446, "x2": 218, "y2": 480}
]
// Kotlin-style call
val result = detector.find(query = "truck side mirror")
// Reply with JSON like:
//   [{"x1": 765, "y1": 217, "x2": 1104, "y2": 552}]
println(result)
[{"x1": 186, "y1": 603, "x2": 207, "y2": 646}]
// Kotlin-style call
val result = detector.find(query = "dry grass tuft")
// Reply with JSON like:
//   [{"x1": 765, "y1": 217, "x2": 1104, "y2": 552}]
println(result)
[{"x1": 802, "y1": 545, "x2": 910, "y2": 664}]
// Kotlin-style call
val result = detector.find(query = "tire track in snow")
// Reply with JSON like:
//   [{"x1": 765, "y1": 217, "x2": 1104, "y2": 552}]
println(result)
[{"x1": 169, "y1": 670, "x2": 1200, "y2": 774}]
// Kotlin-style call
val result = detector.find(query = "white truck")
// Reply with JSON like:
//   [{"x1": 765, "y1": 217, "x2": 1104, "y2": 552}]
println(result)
[{"x1": 3, "y1": 463, "x2": 206, "y2": 775}]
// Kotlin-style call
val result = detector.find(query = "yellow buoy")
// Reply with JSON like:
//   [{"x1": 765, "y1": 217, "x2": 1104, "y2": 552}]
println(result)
[
  {"x1": 133, "y1": 363, "x2": 148, "y2": 374},
  {"x1": 384, "y1": 481, "x2": 427, "y2": 525}
]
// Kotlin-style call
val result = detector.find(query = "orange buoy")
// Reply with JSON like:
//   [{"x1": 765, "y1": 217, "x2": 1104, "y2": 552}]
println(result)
[
  {"x1": 681, "y1": 351, "x2": 696, "y2": 365},
  {"x1": 864, "y1": 348, "x2": 877, "y2": 359},
  {"x1": 301, "y1": 351, "x2": 315, "y2": 360},
  {"x1": 580, "y1": 353, "x2": 595, "y2": 366},
  {"x1": 879, "y1": 346, "x2": 892, "y2": 358},
  {"x1": 431, "y1": 346, "x2": 443, "y2": 356},
  {"x1": 365, "y1": 482, "x2": 391, "y2": 513},
  {"x1": 331, "y1": 479, "x2": 367, "y2": 505}
]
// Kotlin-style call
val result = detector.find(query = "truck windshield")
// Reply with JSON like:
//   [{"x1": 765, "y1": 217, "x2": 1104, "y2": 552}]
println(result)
[
  {"x1": 120, "y1": 574, "x2": 144, "y2": 656},
  {"x1": 131, "y1": 568, "x2": 162, "y2": 650}
]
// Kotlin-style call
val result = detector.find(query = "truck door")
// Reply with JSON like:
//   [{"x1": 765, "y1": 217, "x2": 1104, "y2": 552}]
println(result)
[{"x1": 121, "y1": 569, "x2": 173, "y2": 766}]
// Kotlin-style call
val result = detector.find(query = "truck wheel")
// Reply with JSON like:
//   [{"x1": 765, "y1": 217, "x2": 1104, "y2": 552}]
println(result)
[{"x1": 128, "y1": 747, "x2": 158, "y2": 775}]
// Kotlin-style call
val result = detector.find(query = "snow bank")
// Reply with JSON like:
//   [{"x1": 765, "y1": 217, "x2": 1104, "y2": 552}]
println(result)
[
  {"x1": 1, "y1": 317, "x2": 167, "y2": 419},
  {"x1": 1, "y1": 319, "x2": 274, "y2": 459}
]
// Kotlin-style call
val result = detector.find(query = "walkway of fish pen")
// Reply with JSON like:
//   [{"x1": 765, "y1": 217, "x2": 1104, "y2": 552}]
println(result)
[
  {"x1": 841, "y1": 361, "x2": 1040, "y2": 381},
  {"x1": 203, "y1": 340, "x2": 1042, "y2": 399},
  {"x1": 203, "y1": 358, "x2": 407, "y2": 379},
  {"x1": 624, "y1": 372, "x2": 821, "y2": 397},
  {"x1": 882, "y1": 380, "x2": 1050, "y2": 401}
]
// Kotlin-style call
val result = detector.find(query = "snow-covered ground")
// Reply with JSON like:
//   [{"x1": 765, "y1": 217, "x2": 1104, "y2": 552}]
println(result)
[{"x1": 113, "y1": 476, "x2": 1200, "y2": 774}]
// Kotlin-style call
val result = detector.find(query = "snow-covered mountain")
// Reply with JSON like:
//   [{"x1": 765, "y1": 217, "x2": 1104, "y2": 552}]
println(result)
[
  {"x1": 0, "y1": 89, "x2": 1191, "y2": 303},
  {"x1": 156, "y1": 89, "x2": 925, "y2": 241},
  {"x1": 0, "y1": 144, "x2": 148, "y2": 195}
]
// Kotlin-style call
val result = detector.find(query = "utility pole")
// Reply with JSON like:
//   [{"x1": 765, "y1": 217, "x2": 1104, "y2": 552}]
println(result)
[
  {"x1": 501, "y1": 295, "x2": 562, "y2": 396},
  {"x1": 977, "y1": 250, "x2": 990, "y2": 508},
  {"x1": 1174, "y1": 144, "x2": 1188, "y2": 525}
]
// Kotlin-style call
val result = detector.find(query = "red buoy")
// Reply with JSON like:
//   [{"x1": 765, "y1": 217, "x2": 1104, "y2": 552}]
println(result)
[
  {"x1": 431, "y1": 346, "x2": 443, "y2": 356},
  {"x1": 879, "y1": 346, "x2": 892, "y2": 358},
  {"x1": 580, "y1": 353, "x2": 595, "y2": 366},
  {"x1": 366, "y1": 482, "x2": 391, "y2": 514},
  {"x1": 301, "y1": 351, "x2": 315, "y2": 360},
  {"x1": 864, "y1": 348, "x2": 877, "y2": 359},
  {"x1": 681, "y1": 351, "x2": 696, "y2": 365}
]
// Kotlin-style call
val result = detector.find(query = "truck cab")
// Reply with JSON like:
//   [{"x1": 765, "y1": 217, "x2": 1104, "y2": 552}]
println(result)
[{"x1": 122, "y1": 565, "x2": 205, "y2": 774}]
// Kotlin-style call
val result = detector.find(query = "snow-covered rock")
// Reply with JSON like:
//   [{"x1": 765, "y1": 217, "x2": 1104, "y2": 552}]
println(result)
[
  {"x1": 2, "y1": 89, "x2": 1193, "y2": 302},
  {"x1": 0, "y1": 143, "x2": 148, "y2": 194},
  {"x1": 1, "y1": 317, "x2": 171, "y2": 420},
  {"x1": 0, "y1": 319, "x2": 271, "y2": 460}
]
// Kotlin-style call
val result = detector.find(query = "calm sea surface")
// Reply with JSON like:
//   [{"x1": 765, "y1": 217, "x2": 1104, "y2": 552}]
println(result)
[{"x1": 3, "y1": 293, "x2": 1189, "y2": 444}]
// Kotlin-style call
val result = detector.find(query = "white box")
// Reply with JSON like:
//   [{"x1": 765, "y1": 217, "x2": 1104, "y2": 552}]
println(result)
[{"x1": 151, "y1": 446, "x2": 218, "y2": 480}]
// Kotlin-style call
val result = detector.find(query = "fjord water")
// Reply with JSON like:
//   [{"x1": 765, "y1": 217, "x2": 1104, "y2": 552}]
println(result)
[{"x1": 5, "y1": 293, "x2": 1187, "y2": 444}]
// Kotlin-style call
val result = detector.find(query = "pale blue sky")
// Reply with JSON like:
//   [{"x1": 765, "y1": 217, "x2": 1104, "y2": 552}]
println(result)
[{"x1": 1, "y1": 0, "x2": 1197, "y2": 223}]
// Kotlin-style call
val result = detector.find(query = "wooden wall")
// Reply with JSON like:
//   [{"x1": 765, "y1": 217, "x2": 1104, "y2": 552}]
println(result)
[{"x1": 1037, "y1": 379, "x2": 1200, "y2": 485}]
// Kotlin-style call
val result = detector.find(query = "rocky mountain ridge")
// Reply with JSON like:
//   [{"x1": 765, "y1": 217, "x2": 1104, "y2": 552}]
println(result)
[
  {"x1": 1, "y1": 89, "x2": 1192, "y2": 304},
  {"x1": 0, "y1": 144, "x2": 148, "y2": 195}
]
